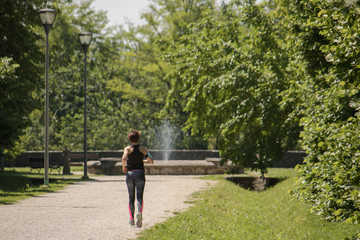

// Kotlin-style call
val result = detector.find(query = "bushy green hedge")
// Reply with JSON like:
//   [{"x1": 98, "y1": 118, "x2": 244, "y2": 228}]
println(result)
[
  {"x1": 291, "y1": 71, "x2": 360, "y2": 225},
  {"x1": 283, "y1": 0, "x2": 360, "y2": 223},
  {"x1": 296, "y1": 116, "x2": 360, "y2": 223}
]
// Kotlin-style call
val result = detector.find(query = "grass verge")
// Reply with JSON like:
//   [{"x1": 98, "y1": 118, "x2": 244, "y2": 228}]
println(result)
[
  {"x1": 137, "y1": 169, "x2": 360, "y2": 240},
  {"x1": 0, "y1": 168, "x2": 84, "y2": 204}
]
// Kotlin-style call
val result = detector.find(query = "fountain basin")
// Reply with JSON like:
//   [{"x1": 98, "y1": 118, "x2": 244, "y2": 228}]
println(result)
[{"x1": 87, "y1": 160, "x2": 243, "y2": 175}]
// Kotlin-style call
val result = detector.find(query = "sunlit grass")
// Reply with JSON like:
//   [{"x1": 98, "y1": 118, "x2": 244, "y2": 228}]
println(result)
[
  {"x1": 138, "y1": 169, "x2": 360, "y2": 240},
  {"x1": 0, "y1": 168, "x2": 84, "y2": 205},
  {"x1": 3, "y1": 166, "x2": 84, "y2": 175}
]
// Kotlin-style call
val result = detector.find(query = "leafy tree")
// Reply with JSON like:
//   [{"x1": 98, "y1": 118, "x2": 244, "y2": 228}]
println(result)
[
  {"x1": 166, "y1": 0, "x2": 300, "y2": 174},
  {"x1": 107, "y1": 0, "x2": 217, "y2": 149},
  {"x1": 0, "y1": 0, "x2": 46, "y2": 153}
]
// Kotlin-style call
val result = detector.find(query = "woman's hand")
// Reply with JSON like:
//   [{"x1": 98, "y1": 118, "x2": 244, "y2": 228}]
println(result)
[{"x1": 144, "y1": 157, "x2": 153, "y2": 164}]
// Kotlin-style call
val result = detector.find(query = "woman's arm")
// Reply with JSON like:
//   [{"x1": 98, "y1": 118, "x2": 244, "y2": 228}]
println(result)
[
  {"x1": 122, "y1": 147, "x2": 130, "y2": 173},
  {"x1": 140, "y1": 146, "x2": 154, "y2": 164}
]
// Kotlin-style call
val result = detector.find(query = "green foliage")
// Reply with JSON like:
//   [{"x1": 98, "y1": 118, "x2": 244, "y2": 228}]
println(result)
[
  {"x1": 17, "y1": 110, "x2": 44, "y2": 151},
  {"x1": 18, "y1": 0, "x2": 215, "y2": 153},
  {"x1": 296, "y1": 116, "x2": 360, "y2": 223},
  {"x1": 48, "y1": 0, "x2": 126, "y2": 151},
  {"x1": 19, "y1": 0, "x2": 132, "y2": 151},
  {"x1": 106, "y1": 0, "x2": 217, "y2": 149},
  {"x1": 106, "y1": 26, "x2": 171, "y2": 130},
  {"x1": 0, "y1": 58, "x2": 20, "y2": 147},
  {"x1": 166, "y1": 0, "x2": 300, "y2": 174},
  {"x1": 281, "y1": 0, "x2": 360, "y2": 223},
  {"x1": 0, "y1": 0, "x2": 45, "y2": 152}
]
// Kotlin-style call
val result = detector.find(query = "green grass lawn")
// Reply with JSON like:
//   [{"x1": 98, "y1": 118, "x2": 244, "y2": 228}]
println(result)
[
  {"x1": 138, "y1": 169, "x2": 360, "y2": 240},
  {"x1": 0, "y1": 167, "x2": 84, "y2": 204}
]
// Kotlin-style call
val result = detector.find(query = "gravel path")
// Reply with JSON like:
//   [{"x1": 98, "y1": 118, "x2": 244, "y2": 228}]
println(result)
[{"x1": 0, "y1": 175, "x2": 216, "y2": 240}]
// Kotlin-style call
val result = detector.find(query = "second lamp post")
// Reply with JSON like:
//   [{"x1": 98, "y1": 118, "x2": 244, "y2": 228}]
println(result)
[{"x1": 78, "y1": 32, "x2": 93, "y2": 180}]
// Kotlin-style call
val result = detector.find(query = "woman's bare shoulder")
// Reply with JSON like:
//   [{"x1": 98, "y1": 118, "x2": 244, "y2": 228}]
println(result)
[
  {"x1": 124, "y1": 145, "x2": 134, "y2": 152},
  {"x1": 139, "y1": 145, "x2": 148, "y2": 154}
]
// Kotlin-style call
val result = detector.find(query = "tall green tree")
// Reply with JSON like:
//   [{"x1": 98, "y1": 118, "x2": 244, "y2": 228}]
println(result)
[
  {"x1": 0, "y1": 0, "x2": 45, "y2": 153},
  {"x1": 166, "y1": 0, "x2": 300, "y2": 174},
  {"x1": 107, "y1": 0, "x2": 216, "y2": 149}
]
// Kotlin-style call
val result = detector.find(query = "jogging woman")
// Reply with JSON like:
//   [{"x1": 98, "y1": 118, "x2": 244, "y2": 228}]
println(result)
[{"x1": 122, "y1": 130, "x2": 153, "y2": 228}]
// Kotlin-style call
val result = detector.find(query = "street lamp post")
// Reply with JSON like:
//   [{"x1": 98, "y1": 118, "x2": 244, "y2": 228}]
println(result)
[
  {"x1": 78, "y1": 32, "x2": 93, "y2": 180},
  {"x1": 38, "y1": 8, "x2": 56, "y2": 186}
]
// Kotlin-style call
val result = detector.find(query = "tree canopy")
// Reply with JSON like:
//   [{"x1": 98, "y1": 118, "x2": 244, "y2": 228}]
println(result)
[
  {"x1": 166, "y1": 1, "x2": 301, "y2": 174},
  {"x1": 0, "y1": 0, "x2": 45, "y2": 153}
]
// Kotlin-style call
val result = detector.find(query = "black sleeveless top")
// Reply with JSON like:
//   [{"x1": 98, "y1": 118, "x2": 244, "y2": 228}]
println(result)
[{"x1": 126, "y1": 144, "x2": 144, "y2": 171}]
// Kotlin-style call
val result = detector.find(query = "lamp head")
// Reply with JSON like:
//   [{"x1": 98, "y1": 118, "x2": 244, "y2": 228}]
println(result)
[
  {"x1": 38, "y1": 8, "x2": 56, "y2": 34},
  {"x1": 78, "y1": 32, "x2": 93, "y2": 53},
  {"x1": 78, "y1": 32, "x2": 93, "y2": 46}
]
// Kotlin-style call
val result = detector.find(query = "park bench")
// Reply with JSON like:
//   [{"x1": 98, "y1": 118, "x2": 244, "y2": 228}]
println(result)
[
  {"x1": 29, "y1": 157, "x2": 61, "y2": 174},
  {"x1": 68, "y1": 153, "x2": 100, "y2": 166}
]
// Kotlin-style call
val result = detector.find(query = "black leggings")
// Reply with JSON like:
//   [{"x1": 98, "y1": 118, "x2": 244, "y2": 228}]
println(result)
[{"x1": 126, "y1": 170, "x2": 146, "y2": 220}]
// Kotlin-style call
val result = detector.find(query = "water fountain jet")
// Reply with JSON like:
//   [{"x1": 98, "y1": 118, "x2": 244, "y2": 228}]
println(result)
[{"x1": 157, "y1": 120, "x2": 176, "y2": 161}]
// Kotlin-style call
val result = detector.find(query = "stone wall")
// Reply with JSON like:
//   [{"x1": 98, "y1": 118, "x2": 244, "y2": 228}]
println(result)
[
  {"x1": 9, "y1": 150, "x2": 306, "y2": 168},
  {"x1": 148, "y1": 150, "x2": 220, "y2": 160},
  {"x1": 87, "y1": 161, "x2": 228, "y2": 175},
  {"x1": 9, "y1": 150, "x2": 220, "y2": 167}
]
